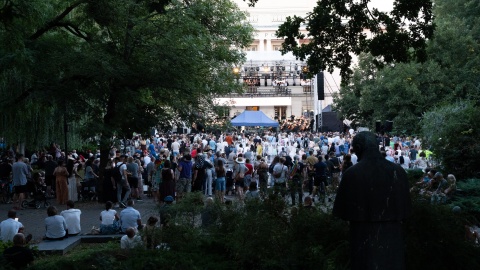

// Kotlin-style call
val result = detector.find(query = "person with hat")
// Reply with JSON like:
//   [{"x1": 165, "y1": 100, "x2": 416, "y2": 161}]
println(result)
[{"x1": 233, "y1": 156, "x2": 247, "y2": 201}]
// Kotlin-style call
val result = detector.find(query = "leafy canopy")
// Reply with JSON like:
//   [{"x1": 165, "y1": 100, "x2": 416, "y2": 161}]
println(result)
[{"x1": 272, "y1": 0, "x2": 434, "y2": 82}]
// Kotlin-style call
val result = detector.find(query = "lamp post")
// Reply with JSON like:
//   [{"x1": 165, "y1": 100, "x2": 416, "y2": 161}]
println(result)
[{"x1": 233, "y1": 67, "x2": 240, "y2": 83}]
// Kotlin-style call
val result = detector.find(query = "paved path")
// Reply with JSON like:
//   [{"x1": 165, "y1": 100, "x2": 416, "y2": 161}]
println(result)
[
  {"x1": 0, "y1": 196, "x2": 159, "y2": 244},
  {"x1": 0, "y1": 190, "x2": 333, "y2": 244}
]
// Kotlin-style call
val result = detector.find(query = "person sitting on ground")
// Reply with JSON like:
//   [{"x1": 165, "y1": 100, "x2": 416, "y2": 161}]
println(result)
[
  {"x1": 303, "y1": 196, "x2": 315, "y2": 211},
  {"x1": 143, "y1": 216, "x2": 159, "y2": 249},
  {"x1": 60, "y1": 200, "x2": 81, "y2": 236},
  {"x1": 120, "y1": 227, "x2": 143, "y2": 249},
  {"x1": 120, "y1": 199, "x2": 143, "y2": 233},
  {"x1": 100, "y1": 201, "x2": 120, "y2": 234},
  {"x1": 0, "y1": 210, "x2": 26, "y2": 243},
  {"x1": 3, "y1": 233, "x2": 34, "y2": 269},
  {"x1": 244, "y1": 181, "x2": 260, "y2": 202},
  {"x1": 44, "y1": 206, "x2": 67, "y2": 240}
]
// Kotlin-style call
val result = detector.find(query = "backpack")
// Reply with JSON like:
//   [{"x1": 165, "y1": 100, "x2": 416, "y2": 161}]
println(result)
[
  {"x1": 112, "y1": 163, "x2": 123, "y2": 182},
  {"x1": 268, "y1": 163, "x2": 275, "y2": 174}
]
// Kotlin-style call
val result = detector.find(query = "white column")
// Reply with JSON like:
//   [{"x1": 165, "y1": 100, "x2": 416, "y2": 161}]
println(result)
[
  {"x1": 266, "y1": 38, "x2": 272, "y2": 51},
  {"x1": 258, "y1": 38, "x2": 264, "y2": 51}
]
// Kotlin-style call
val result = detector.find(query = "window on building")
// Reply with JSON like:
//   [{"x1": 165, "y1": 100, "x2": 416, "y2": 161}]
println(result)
[
  {"x1": 274, "y1": 106, "x2": 287, "y2": 120},
  {"x1": 303, "y1": 85, "x2": 312, "y2": 93},
  {"x1": 248, "y1": 46, "x2": 257, "y2": 51},
  {"x1": 246, "y1": 106, "x2": 260, "y2": 111}
]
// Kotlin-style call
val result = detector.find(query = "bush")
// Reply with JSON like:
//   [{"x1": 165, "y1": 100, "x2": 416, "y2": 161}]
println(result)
[
  {"x1": 421, "y1": 101, "x2": 480, "y2": 178},
  {"x1": 450, "y1": 178, "x2": 480, "y2": 219},
  {"x1": 30, "y1": 193, "x2": 480, "y2": 270}
]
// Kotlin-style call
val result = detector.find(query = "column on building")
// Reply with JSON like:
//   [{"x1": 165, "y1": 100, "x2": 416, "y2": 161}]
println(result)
[
  {"x1": 258, "y1": 38, "x2": 264, "y2": 51},
  {"x1": 266, "y1": 38, "x2": 271, "y2": 51}
]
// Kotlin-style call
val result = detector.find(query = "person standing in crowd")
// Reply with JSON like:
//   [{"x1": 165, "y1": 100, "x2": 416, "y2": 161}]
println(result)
[
  {"x1": 103, "y1": 160, "x2": 117, "y2": 203},
  {"x1": 84, "y1": 157, "x2": 99, "y2": 199},
  {"x1": 215, "y1": 159, "x2": 226, "y2": 203},
  {"x1": 192, "y1": 148, "x2": 206, "y2": 192},
  {"x1": 126, "y1": 157, "x2": 139, "y2": 200},
  {"x1": 333, "y1": 131, "x2": 411, "y2": 270},
  {"x1": 53, "y1": 160, "x2": 69, "y2": 205},
  {"x1": 177, "y1": 154, "x2": 192, "y2": 201},
  {"x1": 12, "y1": 155, "x2": 29, "y2": 210},
  {"x1": 272, "y1": 157, "x2": 288, "y2": 198},
  {"x1": 116, "y1": 155, "x2": 131, "y2": 208},
  {"x1": 256, "y1": 158, "x2": 269, "y2": 195},
  {"x1": 233, "y1": 157, "x2": 247, "y2": 201},
  {"x1": 60, "y1": 200, "x2": 81, "y2": 236},
  {"x1": 44, "y1": 155, "x2": 57, "y2": 197},
  {"x1": 160, "y1": 160, "x2": 175, "y2": 203}
]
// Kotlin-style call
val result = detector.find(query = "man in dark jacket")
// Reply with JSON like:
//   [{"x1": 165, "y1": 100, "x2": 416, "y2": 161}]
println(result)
[{"x1": 333, "y1": 131, "x2": 411, "y2": 270}]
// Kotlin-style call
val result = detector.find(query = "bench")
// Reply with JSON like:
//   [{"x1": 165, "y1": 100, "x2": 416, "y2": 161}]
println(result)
[{"x1": 35, "y1": 234, "x2": 123, "y2": 255}]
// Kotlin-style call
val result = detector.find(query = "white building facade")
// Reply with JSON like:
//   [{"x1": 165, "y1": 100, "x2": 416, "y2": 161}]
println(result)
[{"x1": 216, "y1": 0, "x2": 342, "y2": 128}]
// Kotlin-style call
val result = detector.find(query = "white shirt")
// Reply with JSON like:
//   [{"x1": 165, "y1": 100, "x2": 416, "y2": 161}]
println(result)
[
  {"x1": 171, "y1": 141, "x2": 180, "y2": 152},
  {"x1": 351, "y1": 153, "x2": 358, "y2": 165},
  {"x1": 120, "y1": 234, "x2": 143, "y2": 249},
  {"x1": 61, "y1": 208, "x2": 82, "y2": 235},
  {"x1": 100, "y1": 209, "x2": 117, "y2": 225},
  {"x1": 0, "y1": 218, "x2": 23, "y2": 242},
  {"x1": 117, "y1": 162, "x2": 128, "y2": 180},
  {"x1": 143, "y1": 156, "x2": 151, "y2": 167}
]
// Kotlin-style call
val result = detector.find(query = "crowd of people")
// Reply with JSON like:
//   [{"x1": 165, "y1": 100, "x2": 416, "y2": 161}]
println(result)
[
  {"x1": 0, "y1": 129, "x2": 449, "y2": 208},
  {"x1": 0, "y1": 128, "x2": 461, "y2": 266}
]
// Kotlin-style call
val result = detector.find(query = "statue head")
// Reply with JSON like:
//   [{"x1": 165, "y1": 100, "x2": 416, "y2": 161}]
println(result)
[{"x1": 351, "y1": 131, "x2": 380, "y2": 160}]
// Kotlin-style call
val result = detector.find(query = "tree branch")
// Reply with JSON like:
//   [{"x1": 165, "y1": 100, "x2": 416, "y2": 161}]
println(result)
[
  {"x1": 57, "y1": 21, "x2": 90, "y2": 42},
  {"x1": 29, "y1": 0, "x2": 86, "y2": 40}
]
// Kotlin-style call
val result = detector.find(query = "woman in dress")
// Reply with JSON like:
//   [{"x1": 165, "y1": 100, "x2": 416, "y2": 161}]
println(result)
[
  {"x1": 135, "y1": 159, "x2": 144, "y2": 201},
  {"x1": 160, "y1": 160, "x2": 175, "y2": 202},
  {"x1": 67, "y1": 158, "x2": 78, "y2": 202},
  {"x1": 53, "y1": 160, "x2": 69, "y2": 205}
]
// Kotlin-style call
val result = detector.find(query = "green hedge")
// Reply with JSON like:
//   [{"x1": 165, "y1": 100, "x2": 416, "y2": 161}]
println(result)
[{"x1": 29, "y1": 193, "x2": 480, "y2": 270}]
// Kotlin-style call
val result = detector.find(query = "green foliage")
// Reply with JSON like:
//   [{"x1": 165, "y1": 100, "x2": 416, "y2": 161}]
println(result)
[
  {"x1": 332, "y1": 0, "x2": 480, "y2": 134},
  {"x1": 0, "y1": 0, "x2": 254, "y2": 151},
  {"x1": 406, "y1": 169, "x2": 424, "y2": 186},
  {"x1": 405, "y1": 200, "x2": 480, "y2": 270},
  {"x1": 275, "y1": 0, "x2": 434, "y2": 81},
  {"x1": 30, "y1": 193, "x2": 480, "y2": 270},
  {"x1": 421, "y1": 101, "x2": 480, "y2": 178},
  {"x1": 451, "y1": 179, "x2": 480, "y2": 218}
]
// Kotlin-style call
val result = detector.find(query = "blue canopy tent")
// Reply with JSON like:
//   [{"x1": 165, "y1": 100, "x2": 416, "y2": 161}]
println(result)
[{"x1": 230, "y1": 111, "x2": 279, "y2": 127}]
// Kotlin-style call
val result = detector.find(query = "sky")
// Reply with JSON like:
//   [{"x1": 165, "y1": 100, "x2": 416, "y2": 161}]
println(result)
[{"x1": 369, "y1": 0, "x2": 394, "y2": 12}]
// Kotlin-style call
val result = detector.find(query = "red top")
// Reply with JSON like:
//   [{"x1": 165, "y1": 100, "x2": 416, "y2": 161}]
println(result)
[
  {"x1": 225, "y1": 135, "x2": 233, "y2": 146},
  {"x1": 191, "y1": 149, "x2": 197, "y2": 158},
  {"x1": 245, "y1": 163, "x2": 253, "y2": 175}
]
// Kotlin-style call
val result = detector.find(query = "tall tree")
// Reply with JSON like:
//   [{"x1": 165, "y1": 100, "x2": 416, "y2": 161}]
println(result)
[
  {"x1": 0, "y1": 0, "x2": 253, "y2": 151},
  {"x1": 273, "y1": 0, "x2": 435, "y2": 82}
]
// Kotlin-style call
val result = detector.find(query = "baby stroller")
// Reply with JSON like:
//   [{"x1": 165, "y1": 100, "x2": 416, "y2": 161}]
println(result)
[
  {"x1": 79, "y1": 180, "x2": 96, "y2": 202},
  {"x1": 22, "y1": 181, "x2": 50, "y2": 209}
]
